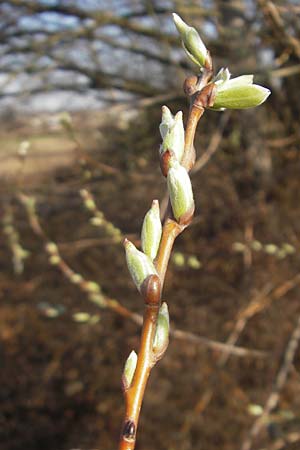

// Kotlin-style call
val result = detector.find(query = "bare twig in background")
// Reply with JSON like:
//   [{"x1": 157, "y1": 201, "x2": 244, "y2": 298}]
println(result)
[
  {"x1": 181, "y1": 269, "x2": 300, "y2": 434},
  {"x1": 191, "y1": 112, "x2": 230, "y2": 174},
  {"x1": 2, "y1": 204, "x2": 29, "y2": 275},
  {"x1": 171, "y1": 328, "x2": 265, "y2": 359},
  {"x1": 258, "y1": 0, "x2": 300, "y2": 59},
  {"x1": 241, "y1": 314, "x2": 300, "y2": 450},
  {"x1": 267, "y1": 431, "x2": 300, "y2": 450},
  {"x1": 218, "y1": 283, "x2": 275, "y2": 366},
  {"x1": 80, "y1": 188, "x2": 123, "y2": 243}
]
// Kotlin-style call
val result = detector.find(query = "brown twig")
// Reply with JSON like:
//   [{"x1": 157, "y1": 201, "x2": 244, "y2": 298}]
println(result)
[
  {"x1": 119, "y1": 284, "x2": 161, "y2": 450},
  {"x1": 118, "y1": 67, "x2": 216, "y2": 449},
  {"x1": 268, "y1": 431, "x2": 300, "y2": 450}
]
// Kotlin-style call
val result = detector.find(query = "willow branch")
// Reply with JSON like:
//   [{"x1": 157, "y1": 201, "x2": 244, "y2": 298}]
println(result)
[{"x1": 118, "y1": 67, "x2": 215, "y2": 449}]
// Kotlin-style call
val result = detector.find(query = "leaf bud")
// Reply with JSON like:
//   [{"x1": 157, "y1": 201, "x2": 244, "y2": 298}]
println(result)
[
  {"x1": 141, "y1": 200, "x2": 162, "y2": 261},
  {"x1": 167, "y1": 159, "x2": 195, "y2": 224},
  {"x1": 183, "y1": 75, "x2": 199, "y2": 96},
  {"x1": 210, "y1": 74, "x2": 271, "y2": 110},
  {"x1": 70, "y1": 273, "x2": 83, "y2": 284},
  {"x1": 80, "y1": 189, "x2": 96, "y2": 211},
  {"x1": 122, "y1": 350, "x2": 138, "y2": 391},
  {"x1": 49, "y1": 255, "x2": 61, "y2": 265},
  {"x1": 282, "y1": 243, "x2": 295, "y2": 255},
  {"x1": 124, "y1": 239, "x2": 158, "y2": 294},
  {"x1": 173, "y1": 13, "x2": 209, "y2": 69},
  {"x1": 84, "y1": 281, "x2": 101, "y2": 294},
  {"x1": 89, "y1": 293, "x2": 106, "y2": 308},
  {"x1": 45, "y1": 242, "x2": 58, "y2": 255},
  {"x1": 213, "y1": 67, "x2": 231, "y2": 84},
  {"x1": 159, "y1": 107, "x2": 185, "y2": 163},
  {"x1": 159, "y1": 106, "x2": 174, "y2": 139},
  {"x1": 153, "y1": 302, "x2": 170, "y2": 360}
]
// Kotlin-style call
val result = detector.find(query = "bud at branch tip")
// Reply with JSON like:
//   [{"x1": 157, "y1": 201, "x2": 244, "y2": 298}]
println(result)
[{"x1": 173, "y1": 13, "x2": 209, "y2": 69}]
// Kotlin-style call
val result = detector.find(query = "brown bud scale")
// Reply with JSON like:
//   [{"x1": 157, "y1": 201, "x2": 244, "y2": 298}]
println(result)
[
  {"x1": 141, "y1": 274, "x2": 161, "y2": 305},
  {"x1": 194, "y1": 83, "x2": 217, "y2": 109},
  {"x1": 183, "y1": 76, "x2": 199, "y2": 97},
  {"x1": 178, "y1": 203, "x2": 195, "y2": 226},
  {"x1": 159, "y1": 149, "x2": 175, "y2": 177}
]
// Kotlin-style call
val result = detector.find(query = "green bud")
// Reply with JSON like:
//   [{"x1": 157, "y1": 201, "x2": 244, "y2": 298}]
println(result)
[
  {"x1": 73, "y1": 312, "x2": 91, "y2": 323},
  {"x1": 141, "y1": 200, "x2": 162, "y2": 261},
  {"x1": 70, "y1": 273, "x2": 83, "y2": 284},
  {"x1": 59, "y1": 111, "x2": 72, "y2": 129},
  {"x1": 49, "y1": 255, "x2": 61, "y2": 265},
  {"x1": 221, "y1": 74, "x2": 254, "y2": 87},
  {"x1": 173, "y1": 13, "x2": 209, "y2": 68},
  {"x1": 124, "y1": 239, "x2": 158, "y2": 293},
  {"x1": 250, "y1": 240, "x2": 263, "y2": 252},
  {"x1": 89, "y1": 293, "x2": 106, "y2": 308},
  {"x1": 167, "y1": 160, "x2": 194, "y2": 224},
  {"x1": 264, "y1": 244, "x2": 278, "y2": 255},
  {"x1": 187, "y1": 255, "x2": 202, "y2": 270},
  {"x1": 248, "y1": 404, "x2": 263, "y2": 417},
  {"x1": 213, "y1": 67, "x2": 231, "y2": 84},
  {"x1": 80, "y1": 189, "x2": 96, "y2": 211},
  {"x1": 153, "y1": 302, "x2": 169, "y2": 360},
  {"x1": 159, "y1": 106, "x2": 174, "y2": 139},
  {"x1": 160, "y1": 108, "x2": 185, "y2": 162},
  {"x1": 282, "y1": 243, "x2": 296, "y2": 255},
  {"x1": 122, "y1": 350, "x2": 138, "y2": 391},
  {"x1": 84, "y1": 198, "x2": 96, "y2": 211},
  {"x1": 172, "y1": 251, "x2": 185, "y2": 267},
  {"x1": 232, "y1": 242, "x2": 246, "y2": 252},
  {"x1": 15, "y1": 246, "x2": 29, "y2": 260},
  {"x1": 85, "y1": 281, "x2": 101, "y2": 294},
  {"x1": 18, "y1": 140, "x2": 30, "y2": 157},
  {"x1": 45, "y1": 242, "x2": 58, "y2": 255},
  {"x1": 90, "y1": 217, "x2": 103, "y2": 226},
  {"x1": 211, "y1": 74, "x2": 270, "y2": 110},
  {"x1": 276, "y1": 249, "x2": 286, "y2": 259}
]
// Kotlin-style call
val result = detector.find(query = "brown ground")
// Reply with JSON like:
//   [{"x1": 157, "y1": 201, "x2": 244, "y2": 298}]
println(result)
[{"x1": 1, "y1": 103, "x2": 300, "y2": 450}]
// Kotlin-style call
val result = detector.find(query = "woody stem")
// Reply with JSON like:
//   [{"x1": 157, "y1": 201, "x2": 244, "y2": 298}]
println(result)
[{"x1": 118, "y1": 81, "x2": 208, "y2": 450}]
